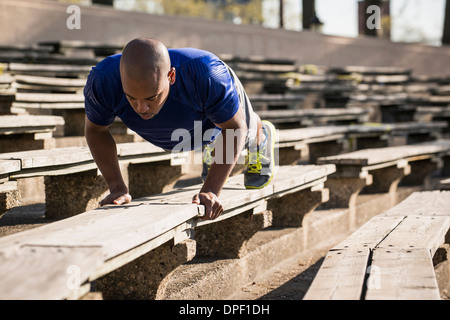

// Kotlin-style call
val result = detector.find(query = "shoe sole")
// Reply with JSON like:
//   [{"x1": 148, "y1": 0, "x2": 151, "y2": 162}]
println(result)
[{"x1": 245, "y1": 120, "x2": 276, "y2": 189}]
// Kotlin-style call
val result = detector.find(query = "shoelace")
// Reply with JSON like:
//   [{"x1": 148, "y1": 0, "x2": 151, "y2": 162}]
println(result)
[
  {"x1": 203, "y1": 145, "x2": 214, "y2": 166},
  {"x1": 246, "y1": 148, "x2": 269, "y2": 174}
]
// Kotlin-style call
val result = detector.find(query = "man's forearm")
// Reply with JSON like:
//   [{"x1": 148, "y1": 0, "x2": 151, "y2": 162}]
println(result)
[
  {"x1": 85, "y1": 126, "x2": 127, "y2": 193},
  {"x1": 200, "y1": 127, "x2": 246, "y2": 196}
]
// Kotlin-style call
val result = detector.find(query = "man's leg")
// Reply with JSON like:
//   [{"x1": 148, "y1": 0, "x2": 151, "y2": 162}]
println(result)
[{"x1": 226, "y1": 65, "x2": 277, "y2": 189}]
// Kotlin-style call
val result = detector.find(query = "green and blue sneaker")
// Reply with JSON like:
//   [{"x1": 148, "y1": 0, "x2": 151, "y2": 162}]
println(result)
[{"x1": 244, "y1": 120, "x2": 276, "y2": 189}]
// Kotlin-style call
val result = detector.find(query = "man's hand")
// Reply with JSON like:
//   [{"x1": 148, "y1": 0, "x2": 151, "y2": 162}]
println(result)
[
  {"x1": 100, "y1": 191, "x2": 132, "y2": 206},
  {"x1": 192, "y1": 192, "x2": 223, "y2": 220}
]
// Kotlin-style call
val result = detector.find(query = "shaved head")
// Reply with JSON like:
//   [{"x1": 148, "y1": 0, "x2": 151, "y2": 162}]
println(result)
[
  {"x1": 120, "y1": 38, "x2": 171, "y2": 82},
  {"x1": 120, "y1": 38, "x2": 175, "y2": 120}
]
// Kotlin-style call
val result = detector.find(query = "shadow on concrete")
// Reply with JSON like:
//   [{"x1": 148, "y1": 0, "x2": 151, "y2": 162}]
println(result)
[{"x1": 257, "y1": 257, "x2": 325, "y2": 300}]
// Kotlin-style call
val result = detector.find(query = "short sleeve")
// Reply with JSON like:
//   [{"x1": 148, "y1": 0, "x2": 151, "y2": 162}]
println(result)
[
  {"x1": 84, "y1": 69, "x2": 116, "y2": 126},
  {"x1": 198, "y1": 62, "x2": 239, "y2": 125}
]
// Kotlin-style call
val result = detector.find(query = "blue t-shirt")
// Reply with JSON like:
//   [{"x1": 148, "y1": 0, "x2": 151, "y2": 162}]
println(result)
[{"x1": 84, "y1": 48, "x2": 239, "y2": 151}]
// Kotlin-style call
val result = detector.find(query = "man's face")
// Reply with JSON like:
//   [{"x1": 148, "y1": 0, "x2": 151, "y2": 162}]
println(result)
[{"x1": 122, "y1": 68, "x2": 175, "y2": 120}]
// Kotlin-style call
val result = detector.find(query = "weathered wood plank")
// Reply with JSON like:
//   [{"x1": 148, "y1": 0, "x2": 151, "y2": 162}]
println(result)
[
  {"x1": 0, "y1": 159, "x2": 21, "y2": 175},
  {"x1": 15, "y1": 92, "x2": 85, "y2": 103},
  {"x1": 14, "y1": 75, "x2": 86, "y2": 87},
  {"x1": 380, "y1": 190, "x2": 450, "y2": 217},
  {"x1": 0, "y1": 246, "x2": 103, "y2": 300},
  {"x1": 317, "y1": 139, "x2": 450, "y2": 166},
  {"x1": 332, "y1": 215, "x2": 405, "y2": 250},
  {"x1": 257, "y1": 107, "x2": 367, "y2": 124},
  {"x1": 365, "y1": 248, "x2": 440, "y2": 300},
  {"x1": 376, "y1": 215, "x2": 450, "y2": 256},
  {"x1": 277, "y1": 126, "x2": 349, "y2": 144},
  {"x1": 303, "y1": 248, "x2": 370, "y2": 300},
  {"x1": 12, "y1": 102, "x2": 85, "y2": 110},
  {"x1": 0, "y1": 115, "x2": 64, "y2": 133},
  {"x1": 0, "y1": 204, "x2": 201, "y2": 261},
  {"x1": 0, "y1": 146, "x2": 94, "y2": 169},
  {"x1": 0, "y1": 142, "x2": 170, "y2": 173},
  {"x1": 0, "y1": 164, "x2": 335, "y2": 299}
]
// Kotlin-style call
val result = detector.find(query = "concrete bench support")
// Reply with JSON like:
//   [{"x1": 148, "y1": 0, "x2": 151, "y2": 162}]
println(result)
[
  {"x1": 195, "y1": 208, "x2": 272, "y2": 258},
  {"x1": 278, "y1": 146, "x2": 303, "y2": 165},
  {"x1": 44, "y1": 169, "x2": 109, "y2": 220},
  {"x1": 0, "y1": 181, "x2": 21, "y2": 218},
  {"x1": 95, "y1": 239, "x2": 196, "y2": 300},
  {"x1": 268, "y1": 187, "x2": 329, "y2": 228},
  {"x1": 0, "y1": 134, "x2": 55, "y2": 153},
  {"x1": 308, "y1": 140, "x2": 344, "y2": 164},
  {"x1": 400, "y1": 158, "x2": 437, "y2": 187},
  {"x1": 128, "y1": 160, "x2": 184, "y2": 198},
  {"x1": 362, "y1": 164, "x2": 411, "y2": 206},
  {"x1": 320, "y1": 174, "x2": 372, "y2": 230}
]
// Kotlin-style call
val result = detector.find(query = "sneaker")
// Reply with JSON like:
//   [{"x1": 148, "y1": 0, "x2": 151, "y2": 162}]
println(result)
[
  {"x1": 244, "y1": 120, "x2": 276, "y2": 189},
  {"x1": 201, "y1": 143, "x2": 214, "y2": 182}
]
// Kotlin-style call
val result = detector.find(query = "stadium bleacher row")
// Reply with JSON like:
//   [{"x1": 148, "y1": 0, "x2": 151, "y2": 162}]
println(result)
[{"x1": 0, "y1": 40, "x2": 449, "y2": 300}]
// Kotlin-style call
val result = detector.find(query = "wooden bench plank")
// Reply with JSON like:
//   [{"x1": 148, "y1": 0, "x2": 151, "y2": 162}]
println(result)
[
  {"x1": 8, "y1": 63, "x2": 92, "y2": 75},
  {"x1": 332, "y1": 215, "x2": 404, "y2": 251},
  {"x1": 12, "y1": 102, "x2": 85, "y2": 110},
  {"x1": 14, "y1": 92, "x2": 85, "y2": 103},
  {"x1": 0, "y1": 204, "x2": 201, "y2": 261},
  {"x1": 381, "y1": 190, "x2": 450, "y2": 217},
  {"x1": 0, "y1": 165, "x2": 333, "y2": 256},
  {"x1": 303, "y1": 248, "x2": 370, "y2": 300},
  {"x1": 13, "y1": 74, "x2": 86, "y2": 88},
  {"x1": 137, "y1": 165, "x2": 334, "y2": 221},
  {"x1": 317, "y1": 139, "x2": 450, "y2": 166},
  {"x1": 0, "y1": 246, "x2": 103, "y2": 300},
  {"x1": 277, "y1": 126, "x2": 349, "y2": 145},
  {"x1": 0, "y1": 142, "x2": 171, "y2": 176},
  {"x1": 305, "y1": 190, "x2": 450, "y2": 300},
  {"x1": 0, "y1": 159, "x2": 21, "y2": 175},
  {"x1": 376, "y1": 215, "x2": 450, "y2": 256},
  {"x1": 0, "y1": 115, "x2": 64, "y2": 135},
  {"x1": 256, "y1": 107, "x2": 368, "y2": 124},
  {"x1": 0, "y1": 164, "x2": 334, "y2": 299},
  {"x1": 365, "y1": 248, "x2": 440, "y2": 300},
  {"x1": 0, "y1": 146, "x2": 93, "y2": 170}
]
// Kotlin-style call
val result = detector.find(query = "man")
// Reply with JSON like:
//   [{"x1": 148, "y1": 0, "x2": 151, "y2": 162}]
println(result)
[{"x1": 84, "y1": 38, "x2": 276, "y2": 220}]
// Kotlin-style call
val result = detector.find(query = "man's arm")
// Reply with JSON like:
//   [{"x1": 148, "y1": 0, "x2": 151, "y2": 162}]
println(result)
[
  {"x1": 85, "y1": 116, "x2": 131, "y2": 205},
  {"x1": 192, "y1": 105, "x2": 247, "y2": 220}
]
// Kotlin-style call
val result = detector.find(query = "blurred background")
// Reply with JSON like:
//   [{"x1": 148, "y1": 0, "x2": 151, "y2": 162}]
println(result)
[
  {"x1": 0, "y1": 0, "x2": 449, "y2": 76},
  {"x1": 57, "y1": 0, "x2": 449, "y2": 46}
]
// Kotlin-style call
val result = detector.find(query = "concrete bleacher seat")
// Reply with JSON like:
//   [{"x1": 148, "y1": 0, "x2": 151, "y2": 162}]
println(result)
[
  {"x1": 12, "y1": 75, "x2": 86, "y2": 93},
  {"x1": 220, "y1": 54, "x2": 299, "y2": 95},
  {"x1": 256, "y1": 107, "x2": 370, "y2": 128},
  {"x1": 38, "y1": 40, "x2": 124, "y2": 58},
  {"x1": 0, "y1": 114, "x2": 64, "y2": 152},
  {"x1": 6, "y1": 62, "x2": 91, "y2": 78},
  {"x1": 304, "y1": 190, "x2": 450, "y2": 300},
  {"x1": 275, "y1": 122, "x2": 447, "y2": 165},
  {"x1": 10, "y1": 92, "x2": 85, "y2": 136},
  {"x1": 316, "y1": 139, "x2": 450, "y2": 229},
  {"x1": 0, "y1": 164, "x2": 335, "y2": 300},
  {"x1": 248, "y1": 93, "x2": 305, "y2": 110}
]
